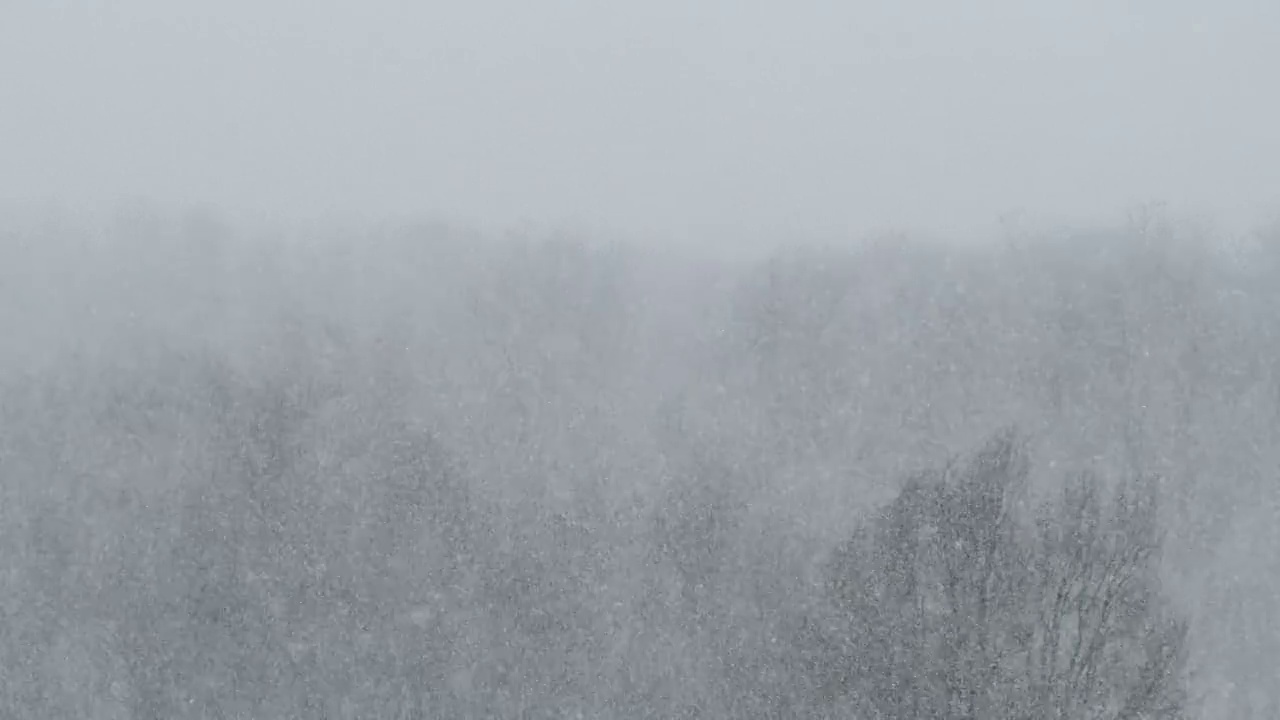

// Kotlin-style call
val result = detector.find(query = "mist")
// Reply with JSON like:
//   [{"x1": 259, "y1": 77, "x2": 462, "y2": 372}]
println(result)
[
  {"x1": 0, "y1": 203, "x2": 1277, "y2": 716},
  {"x1": 4, "y1": 1, "x2": 1280, "y2": 719},
  {"x1": 4, "y1": 0, "x2": 1279, "y2": 238}
]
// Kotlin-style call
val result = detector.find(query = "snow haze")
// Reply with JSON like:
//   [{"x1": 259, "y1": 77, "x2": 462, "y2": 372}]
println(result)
[
  {"x1": 2, "y1": 2, "x2": 1279, "y2": 718},
  {"x1": 3, "y1": 0, "x2": 1279, "y2": 238}
]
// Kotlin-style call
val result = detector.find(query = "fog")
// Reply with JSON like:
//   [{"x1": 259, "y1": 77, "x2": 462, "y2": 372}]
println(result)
[
  {"x1": 0, "y1": 204, "x2": 1277, "y2": 717},
  {"x1": 4, "y1": 0, "x2": 1279, "y2": 238},
  {"x1": 4, "y1": 2, "x2": 1280, "y2": 719}
]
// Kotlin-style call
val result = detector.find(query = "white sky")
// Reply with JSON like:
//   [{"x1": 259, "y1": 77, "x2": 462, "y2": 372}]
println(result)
[{"x1": 2, "y1": 0, "x2": 1278, "y2": 241}]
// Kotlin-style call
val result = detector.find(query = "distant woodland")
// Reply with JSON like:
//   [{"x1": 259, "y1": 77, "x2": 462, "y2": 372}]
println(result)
[{"x1": 1, "y1": 203, "x2": 1277, "y2": 718}]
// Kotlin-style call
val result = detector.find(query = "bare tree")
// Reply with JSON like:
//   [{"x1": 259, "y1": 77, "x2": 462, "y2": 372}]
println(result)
[{"x1": 812, "y1": 430, "x2": 1188, "y2": 720}]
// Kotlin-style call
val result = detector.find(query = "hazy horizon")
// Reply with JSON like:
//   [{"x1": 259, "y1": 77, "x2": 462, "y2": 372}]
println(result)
[{"x1": 4, "y1": 0, "x2": 1279, "y2": 242}]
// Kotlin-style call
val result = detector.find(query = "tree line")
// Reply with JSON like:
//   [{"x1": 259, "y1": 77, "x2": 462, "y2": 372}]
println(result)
[{"x1": 1, "y1": 205, "x2": 1275, "y2": 717}]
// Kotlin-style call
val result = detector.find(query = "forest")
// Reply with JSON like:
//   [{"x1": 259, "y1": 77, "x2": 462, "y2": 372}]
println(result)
[{"x1": 1, "y1": 203, "x2": 1277, "y2": 718}]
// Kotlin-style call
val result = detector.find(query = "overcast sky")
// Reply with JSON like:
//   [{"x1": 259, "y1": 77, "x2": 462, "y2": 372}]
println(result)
[{"x1": 2, "y1": 0, "x2": 1278, "y2": 241}]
